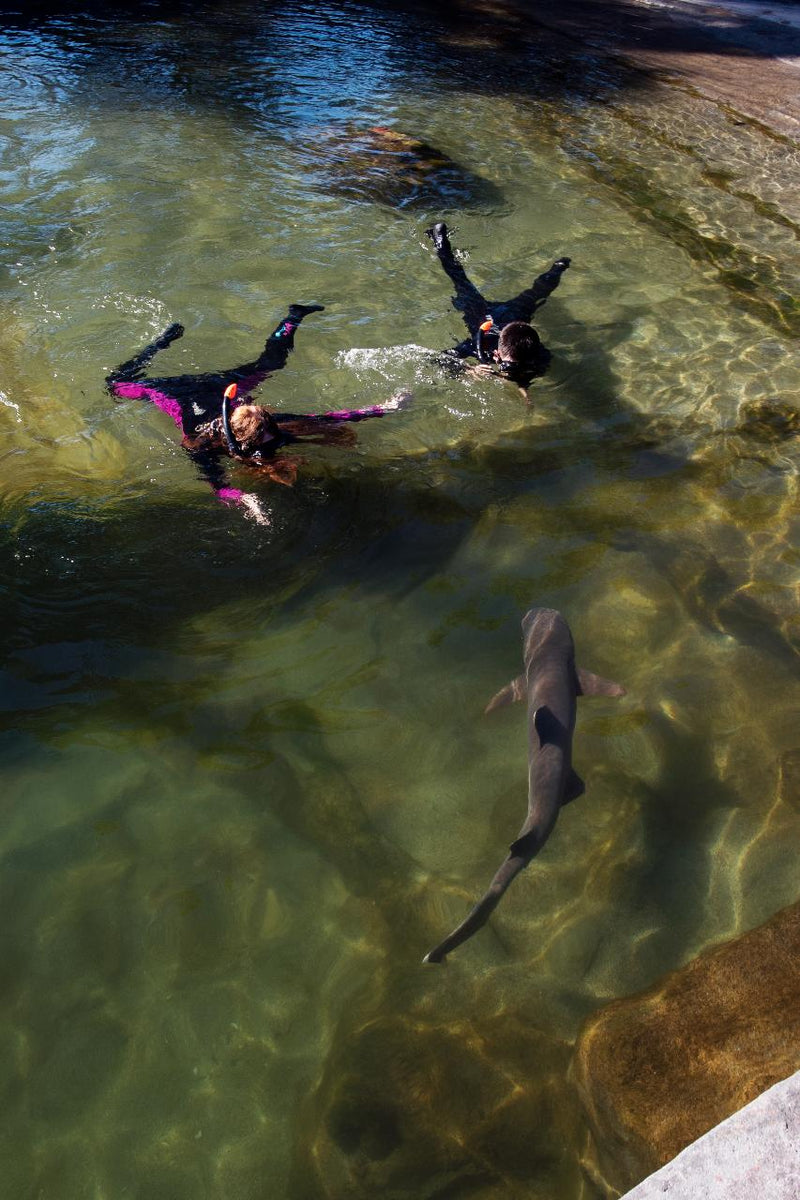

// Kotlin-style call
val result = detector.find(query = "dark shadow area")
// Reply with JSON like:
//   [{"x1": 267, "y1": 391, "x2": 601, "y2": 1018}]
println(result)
[
  {"x1": 6, "y1": 0, "x2": 800, "y2": 65},
  {"x1": 519, "y1": 0, "x2": 800, "y2": 61},
  {"x1": 4, "y1": 387, "x2": 795, "y2": 771},
  {"x1": 0, "y1": 0, "x2": 649, "y2": 126},
  {"x1": 623, "y1": 710, "x2": 742, "y2": 969}
]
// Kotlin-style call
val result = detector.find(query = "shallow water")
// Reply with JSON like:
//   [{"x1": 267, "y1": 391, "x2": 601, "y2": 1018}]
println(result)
[{"x1": 1, "y1": 1, "x2": 798, "y2": 1196}]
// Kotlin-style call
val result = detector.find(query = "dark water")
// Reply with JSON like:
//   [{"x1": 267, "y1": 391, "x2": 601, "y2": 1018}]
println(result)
[{"x1": 1, "y1": 1, "x2": 798, "y2": 1196}]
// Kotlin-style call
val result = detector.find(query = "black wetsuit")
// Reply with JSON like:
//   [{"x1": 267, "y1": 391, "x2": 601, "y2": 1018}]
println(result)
[{"x1": 427, "y1": 222, "x2": 570, "y2": 386}]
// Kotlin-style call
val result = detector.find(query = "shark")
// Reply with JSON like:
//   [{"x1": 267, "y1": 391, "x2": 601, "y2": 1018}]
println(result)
[{"x1": 424, "y1": 607, "x2": 626, "y2": 964}]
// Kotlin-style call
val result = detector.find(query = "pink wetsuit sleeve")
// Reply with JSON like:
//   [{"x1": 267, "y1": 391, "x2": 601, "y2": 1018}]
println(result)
[
  {"x1": 319, "y1": 404, "x2": 388, "y2": 420},
  {"x1": 215, "y1": 487, "x2": 244, "y2": 503}
]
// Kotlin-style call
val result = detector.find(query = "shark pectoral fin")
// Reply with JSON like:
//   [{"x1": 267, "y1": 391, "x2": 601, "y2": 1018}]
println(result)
[
  {"x1": 576, "y1": 667, "x2": 626, "y2": 698},
  {"x1": 485, "y1": 673, "x2": 526, "y2": 714},
  {"x1": 562, "y1": 769, "x2": 585, "y2": 804}
]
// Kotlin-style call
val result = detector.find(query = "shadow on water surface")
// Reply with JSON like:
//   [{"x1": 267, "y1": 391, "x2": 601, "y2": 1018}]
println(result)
[
  {"x1": 3, "y1": 375, "x2": 797, "y2": 747},
  {"x1": 9, "y1": 0, "x2": 800, "y2": 62},
  {"x1": 0, "y1": 0, "x2": 649, "y2": 116}
]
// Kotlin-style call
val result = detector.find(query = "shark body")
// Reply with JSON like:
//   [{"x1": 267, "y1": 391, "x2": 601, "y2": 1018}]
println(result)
[{"x1": 424, "y1": 607, "x2": 625, "y2": 964}]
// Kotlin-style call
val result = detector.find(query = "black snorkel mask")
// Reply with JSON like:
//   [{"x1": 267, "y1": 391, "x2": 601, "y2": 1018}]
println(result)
[{"x1": 475, "y1": 315, "x2": 502, "y2": 364}]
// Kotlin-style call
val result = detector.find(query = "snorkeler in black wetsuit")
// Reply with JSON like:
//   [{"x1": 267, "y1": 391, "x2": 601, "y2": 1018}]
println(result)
[
  {"x1": 426, "y1": 221, "x2": 571, "y2": 398},
  {"x1": 107, "y1": 304, "x2": 410, "y2": 523}
]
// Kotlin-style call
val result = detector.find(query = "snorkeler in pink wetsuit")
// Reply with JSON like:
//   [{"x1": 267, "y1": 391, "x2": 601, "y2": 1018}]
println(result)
[{"x1": 107, "y1": 305, "x2": 411, "y2": 520}]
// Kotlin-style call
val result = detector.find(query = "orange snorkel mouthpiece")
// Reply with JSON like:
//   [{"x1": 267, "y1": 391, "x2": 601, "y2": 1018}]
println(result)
[{"x1": 476, "y1": 315, "x2": 497, "y2": 363}]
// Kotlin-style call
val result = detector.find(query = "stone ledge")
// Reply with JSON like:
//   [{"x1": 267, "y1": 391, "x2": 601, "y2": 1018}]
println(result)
[{"x1": 619, "y1": 1068, "x2": 800, "y2": 1198}]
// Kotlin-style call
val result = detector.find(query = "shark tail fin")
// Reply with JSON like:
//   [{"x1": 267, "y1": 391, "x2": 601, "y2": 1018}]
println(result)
[
  {"x1": 485, "y1": 673, "x2": 526, "y2": 714},
  {"x1": 423, "y1": 852, "x2": 528, "y2": 964},
  {"x1": 576, "y1": 667, "x2": 626, "y2": 698}
]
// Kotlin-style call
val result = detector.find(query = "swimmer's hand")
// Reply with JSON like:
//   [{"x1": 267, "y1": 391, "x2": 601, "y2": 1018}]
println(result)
[
  {"x1": 465, "y1": 363, "x2": 497, "y2": 380},
  {"x1": 239, "y1": 493, "x2": 271, "y2": 526},
  {"x1": 383, "y1": 391, "x2": 413, "y2": 411},
  {"x1": 155, "y1": 322, "x2": 184, "y2": 348}
]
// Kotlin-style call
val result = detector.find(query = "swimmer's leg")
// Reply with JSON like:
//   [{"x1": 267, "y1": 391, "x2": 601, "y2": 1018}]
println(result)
[
  {"x1": 425, "y1": 221, "x2": 487, "y2": 335},
  {"x1": 505, "y1": 258, "x2": 571, "y2": 323},
  {"x1": 248, "y1": 303, "x2": 325, "y2": 375},
  {"x1": 106, "y1": 322, "x2": 184, "y2": 386}
]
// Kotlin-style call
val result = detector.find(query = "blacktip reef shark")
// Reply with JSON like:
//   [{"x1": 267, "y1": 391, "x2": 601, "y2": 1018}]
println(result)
[{"x1": 424, "y1": 607, "x2": 626, "y2": 964}]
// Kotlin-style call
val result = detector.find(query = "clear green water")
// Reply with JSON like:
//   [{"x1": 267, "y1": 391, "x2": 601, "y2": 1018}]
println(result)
[{"x1": 1, "y1": 2, "x2": 798, "y2": 1197}]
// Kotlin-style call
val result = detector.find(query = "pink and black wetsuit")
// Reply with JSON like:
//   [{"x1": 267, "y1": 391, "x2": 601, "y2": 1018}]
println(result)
[
  {"x1": 107, "y1": 305, "x2": 324, "y2": 501},
  {"x1": 107, "y1": 305, "x2": 409, "y2": 504}
]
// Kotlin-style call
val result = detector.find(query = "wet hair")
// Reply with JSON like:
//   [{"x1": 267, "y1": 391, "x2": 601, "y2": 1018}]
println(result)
[
  {"x1": 497, "y1": 321, "x2": 541, "y2": 366},
  {"x1": 229, "y1": 404, "x2": 279, "y2": 453}
]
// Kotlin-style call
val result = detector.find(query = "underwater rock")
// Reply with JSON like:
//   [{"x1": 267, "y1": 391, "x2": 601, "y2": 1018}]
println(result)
[
  {"x1": 296, "y1": 124, "x2": 502, "y2": 210},
  {"x1": 735, "y1": 398, "x2": 800, "y2": 443},
  {"x1": 778, "y1": 750, "x2": 800, "y2": 814},
  {"x1": 289, "y1": 1007, "x2": 583, "y2": 1199},
  {"x1": 572, "y1": 900, "x2": 800, "y2": 1195}
]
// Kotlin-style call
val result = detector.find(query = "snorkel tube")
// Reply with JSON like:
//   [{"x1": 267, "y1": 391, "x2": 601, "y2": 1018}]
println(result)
[
  {"x1": 476, "y1": 314, "x2": 500, "y2": 363},
  {"x1": 222, "y1": 382, "x2": 243, "y2": 457}
]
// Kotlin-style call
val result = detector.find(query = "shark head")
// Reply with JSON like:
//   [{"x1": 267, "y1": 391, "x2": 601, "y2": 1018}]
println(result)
[{"x1": 521, "y1": 607, "x2": 574, "y2": 666}]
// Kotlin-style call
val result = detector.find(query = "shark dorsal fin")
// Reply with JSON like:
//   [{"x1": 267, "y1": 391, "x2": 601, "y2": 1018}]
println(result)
[
  {"x1": 533, "y1": 705, "x2": 561, "y2": 746},
  {"x1": 576, "y1": 667, "x2": 626, "y2": 698}
]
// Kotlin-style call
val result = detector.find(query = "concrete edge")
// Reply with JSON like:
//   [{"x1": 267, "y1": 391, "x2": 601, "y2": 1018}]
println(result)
[{"x1": 619, "y1": 1068, "x2": 800, "y2": 1198}]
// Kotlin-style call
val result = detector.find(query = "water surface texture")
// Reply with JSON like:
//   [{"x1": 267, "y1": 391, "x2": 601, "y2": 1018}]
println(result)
[{"x1": 1, "y1": 1, "x2": 798, "y2": 1197}]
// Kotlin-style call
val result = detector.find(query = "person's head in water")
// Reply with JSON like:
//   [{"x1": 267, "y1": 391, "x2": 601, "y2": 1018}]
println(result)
[
  {"x1": 494, "y1": 321, "x2": 542, "y2": 377},
  {"x1": 229, "y1": 404, "x2": 280, "y2": 454}
]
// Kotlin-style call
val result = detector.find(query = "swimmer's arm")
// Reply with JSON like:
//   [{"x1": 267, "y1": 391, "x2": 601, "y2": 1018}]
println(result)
[
  {"x1": 185, "y1": 444, "x2": 230, "y2": 496},
  {"x1": 464, "y1": 364, "x2": 530, "y2": 400},
  {"x1": 209, "y1": 484, "x2": 271, "y2": 524},
  {"x1": 183, "y1": 440, "x2": 271, "y2": 523},
  {"x1": 434, "y1": 351, "x2": 469, "y2": 379},
  {"x1": 464, "y1": 363, "x2": 496, "y2": 380}
]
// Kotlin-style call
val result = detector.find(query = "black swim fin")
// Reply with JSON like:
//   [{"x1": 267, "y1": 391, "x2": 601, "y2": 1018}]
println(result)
[
  {"x1": 154, "y1": 322, "x2": 184, "y2": 349},
  {"x1": 288, "y1": 303, "x2": 325, "y2": 318}
]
